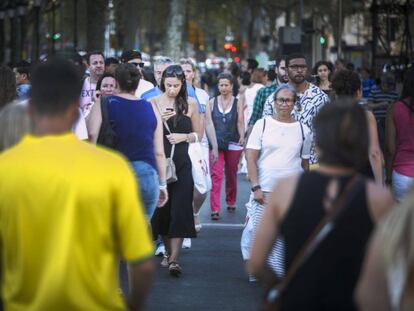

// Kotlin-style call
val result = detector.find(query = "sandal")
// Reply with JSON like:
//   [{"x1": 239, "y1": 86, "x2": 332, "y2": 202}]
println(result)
[
  {"x1": 160, "y1": 252, "x2": 169, "y2": 268},
  {"x1": 211, "y1": 212, "x2": 220, "y2": 220},
  {"x1": 194, "y1": 212, "x2": 202, "y2": 232},
  {"x1": 168, "y1": 261, "x2": 182, "y2": 277},
  {"x1": 227, "y1": 206, "x2": 236, "y2": 212}
]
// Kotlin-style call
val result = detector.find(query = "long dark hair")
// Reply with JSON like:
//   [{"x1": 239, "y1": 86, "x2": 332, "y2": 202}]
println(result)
[
  {"x1": 401, "y1": 66, "x2": 414, "y2": 114},
  {"x1": 312, "y1": 60, "x2": 334, "y2": 86},
  {"x1": 160, "y1": 64, "x2": 188, "y2": 125}
]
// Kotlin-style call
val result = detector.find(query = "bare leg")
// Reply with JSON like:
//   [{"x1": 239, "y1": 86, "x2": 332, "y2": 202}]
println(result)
[
  {"x1": 193, "y1": 188, "x2": 207, "y2": 231},
  {"x1": 169, "y1": 238, "x2": 183, "y2": 263},
  {"x1": 162, "y1": 236, "x2": 171, "y2": 255}
]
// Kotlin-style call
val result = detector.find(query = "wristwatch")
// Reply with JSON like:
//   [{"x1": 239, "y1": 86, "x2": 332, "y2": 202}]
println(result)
[{"x1": 251, "y1": 185, "x2": 261, "y2": 192}]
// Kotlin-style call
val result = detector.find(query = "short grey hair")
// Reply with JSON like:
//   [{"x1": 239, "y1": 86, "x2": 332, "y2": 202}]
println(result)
[
  {"x1": 154, "y1": 56, "x2": 173, "y2": 68},
  {"x1": 273, "y1": 83, "x2": 297, "y2": 102}
]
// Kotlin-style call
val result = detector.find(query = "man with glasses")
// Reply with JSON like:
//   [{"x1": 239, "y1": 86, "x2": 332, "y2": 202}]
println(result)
[
  {"x1": 120, "y1": 50, "x2": 154, "y2": 98},
  {"x1": 262, "y1": 53, "x2": 329, "y2": 167}
]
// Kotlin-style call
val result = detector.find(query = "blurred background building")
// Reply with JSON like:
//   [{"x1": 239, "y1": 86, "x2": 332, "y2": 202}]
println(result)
[{"x1": 0, "y1": 0, "x2": 412, "y2": 74}]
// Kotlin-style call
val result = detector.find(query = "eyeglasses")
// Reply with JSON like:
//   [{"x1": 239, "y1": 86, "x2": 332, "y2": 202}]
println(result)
[
  {"x1": 129, "y1": 62, "x2": 145, "y2": 68},
  {"x1": 288, "y1": 65, "x2": 307, "y2": 71},
  {"x1": 275, "y1": 97, "x2": 295, "y2": 105}
]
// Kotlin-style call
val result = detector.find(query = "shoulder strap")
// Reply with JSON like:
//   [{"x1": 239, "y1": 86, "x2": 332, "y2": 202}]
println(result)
[
  {"x1": 154, "y1": 101, "x2": 173, "y2": 134},
  {"x1": 299, "y1": 122, "x2": 305, "y2": 158},
  {"x1": 100, "y1": 96, "x2": 109, "y2": 121},
  {"x1": 266, "y1": 175, "x2": 362, "y2": 305},
  {"x1": 154, "y1": 100, "x2": 175, "y2": 157}
]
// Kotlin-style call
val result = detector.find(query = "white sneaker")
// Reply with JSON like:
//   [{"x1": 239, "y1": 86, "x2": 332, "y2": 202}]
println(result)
[
  {"x1": 248, "y1": 275, "x2": 258, "y2": 282},
  {"x1": 155, "y1": 244, "x2": 165, "y2": 256},
  {"x1": 182, "y1": 238, "x2": 191, "y2": 249}
]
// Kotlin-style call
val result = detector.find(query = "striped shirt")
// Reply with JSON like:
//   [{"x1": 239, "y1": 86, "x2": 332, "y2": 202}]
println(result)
[{"x1": 368, "y1": 85, "x2": 399, "y2": 119}]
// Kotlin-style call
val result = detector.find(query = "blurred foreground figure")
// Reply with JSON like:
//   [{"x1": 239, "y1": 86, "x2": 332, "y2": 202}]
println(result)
[
  {"x1": 0, "y1": 58, "x2": 154, "y2": 311},
  {"x1": 248, "y1": 101, "x2": 393, "y2": 311},
  {"x1": 0, "y1": 101, "x2": 31, "y2": 152},
  {"x1": 356, "y1": 188, "x2": 414, "y2": 311}
]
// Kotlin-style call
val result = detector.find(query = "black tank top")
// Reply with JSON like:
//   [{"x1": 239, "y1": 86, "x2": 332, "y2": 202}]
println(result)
[
  {"x1": 279, "y1": 171, "x2": 373, "y2": 311},
  {"x1": 211, "y1": 97, "x2": 239, "y2": 150}
]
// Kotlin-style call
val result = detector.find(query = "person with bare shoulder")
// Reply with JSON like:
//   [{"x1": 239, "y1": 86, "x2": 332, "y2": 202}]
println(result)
[
  {"x1": 248, "y1": 100, "x2": 393, "y2": 311},
  {"x1": 384, "y1": 67, "x2": 414, "y2": 202},
  {"x1": 356, "y1": 188, "x2": 414, "y2": 311},
  {"x1": 331, "y1": 69, "x2": 384, "y2": 184},
  {"x1": 206, "y1": 72, "x2": 245, "y2": 220},
  {"x1": 149, "y1": 64, "x2": 202, "y2": 277}
]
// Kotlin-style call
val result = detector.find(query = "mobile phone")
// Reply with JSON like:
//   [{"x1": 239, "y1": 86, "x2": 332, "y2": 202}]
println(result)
[{"x1": 165, "y1": 108, "x2": 174, "y2": 112}]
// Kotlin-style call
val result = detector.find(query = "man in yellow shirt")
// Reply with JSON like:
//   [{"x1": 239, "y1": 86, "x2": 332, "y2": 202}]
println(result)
[{"x1": 0, "y1": 58, "x2": 155, "y2": 311}]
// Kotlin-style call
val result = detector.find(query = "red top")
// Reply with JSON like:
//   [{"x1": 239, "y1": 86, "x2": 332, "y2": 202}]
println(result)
[{"x1": 393, "y1": 100, "x2": 414, "y2": 177}]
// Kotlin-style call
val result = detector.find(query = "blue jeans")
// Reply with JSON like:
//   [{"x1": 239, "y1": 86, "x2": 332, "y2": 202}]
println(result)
[{"x1": 131, "y1": 161, "x2": 159, "y2": 218}]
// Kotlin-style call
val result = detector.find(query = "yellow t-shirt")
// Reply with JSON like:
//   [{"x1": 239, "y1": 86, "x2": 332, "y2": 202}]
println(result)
[{"x1": 0, "y1": 133, "x2": 154, "y2": 311}]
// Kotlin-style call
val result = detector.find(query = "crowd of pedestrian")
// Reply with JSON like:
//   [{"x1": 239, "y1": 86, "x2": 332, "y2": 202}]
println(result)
[{"x1": 0, "y1": 48, "x2": 413, "y2": 310}]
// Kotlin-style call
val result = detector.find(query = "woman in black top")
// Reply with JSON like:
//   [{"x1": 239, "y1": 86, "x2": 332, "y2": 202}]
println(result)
[
  {"x1": 312, "y1": 60, "x2": 334, "y2": 96},
  {"x1": 248, "y1": 101, "x2": 394, "y2": 310},
  {"x1": 206, "y1": 73, "x2": 244, "y2": 220}
]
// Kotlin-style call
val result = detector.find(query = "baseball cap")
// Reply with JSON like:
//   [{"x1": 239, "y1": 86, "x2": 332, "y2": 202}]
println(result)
[{"x1": 120, "y1": 50, "x2": 142, "y2": 63}]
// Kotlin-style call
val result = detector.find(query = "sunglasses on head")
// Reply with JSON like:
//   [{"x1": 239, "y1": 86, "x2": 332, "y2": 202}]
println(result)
[
  {"x1": 164, "y1": 66, "x2": 185, "y2": 77},
  {"x1": 130, "y1": 62, "x2": 145, "y2": 68}
]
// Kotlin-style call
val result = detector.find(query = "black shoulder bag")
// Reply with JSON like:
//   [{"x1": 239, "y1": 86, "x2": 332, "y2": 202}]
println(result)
[{"x1": 97, "y1": 96, "x2": 117, "y2": 149}]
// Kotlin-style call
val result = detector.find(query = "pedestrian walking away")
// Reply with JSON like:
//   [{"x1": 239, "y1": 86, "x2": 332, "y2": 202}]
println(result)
[
  {"x1": 249, "y1": 101, "x2": 394, "y2": 311},
  {"x1": 0, "y1": 58, "x2": 155, "y2": 311}
]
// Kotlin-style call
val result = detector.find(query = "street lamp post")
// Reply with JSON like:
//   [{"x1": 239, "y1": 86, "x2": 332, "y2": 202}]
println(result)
[
  {"x1": 0, "y1": 6, "x2": 5, "y2": 63},
  {"x1": 33, "y1": 0, "x2": 42, "y2": 62},
  {"x1": 337, "y1": 0, "x2": 343, "y2": 60},
  {"x1": 73, "y1": 0, "x2": 78, "y2": 51},
  {"x1": 51, "y1": 0, "x2": 58, "y2": 55},
  {"x1": 17, "y1": 1, "x2": 27, "y2": 61},
  {"x1": 7, "y1": 4, "x2": 17, "y2": 64}
]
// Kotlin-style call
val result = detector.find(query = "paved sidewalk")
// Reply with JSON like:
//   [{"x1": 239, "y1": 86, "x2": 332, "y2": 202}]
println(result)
[{"x1": 121, "y1": 174, "x2": 263, "y2": 310}]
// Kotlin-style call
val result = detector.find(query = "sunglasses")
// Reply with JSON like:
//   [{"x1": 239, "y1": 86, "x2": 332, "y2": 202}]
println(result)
[
  {"x1": 164, "y1": 66, "x2": 184, "y2": 76},
  {"x1": 130, "y1": 62, "x2": 145, "y2": 68}
]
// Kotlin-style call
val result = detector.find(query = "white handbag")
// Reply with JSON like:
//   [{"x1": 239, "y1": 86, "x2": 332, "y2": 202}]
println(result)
[{"x1": 188, "y1": 135, "x2": 212, "y2": 194}]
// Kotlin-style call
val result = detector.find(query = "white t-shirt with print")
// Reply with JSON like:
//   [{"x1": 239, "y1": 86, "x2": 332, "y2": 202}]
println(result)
[
  {"x1": 80, "y1": 77, "x2": 96, "y2": 115},
  {"x1": 246, "y1": 116, "x2": 311, "y2": 191}
]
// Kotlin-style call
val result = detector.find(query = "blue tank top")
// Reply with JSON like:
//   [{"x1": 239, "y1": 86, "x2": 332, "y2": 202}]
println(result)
[{"x1": 107, "y1": 95, "x2": 157, "y2": 170}]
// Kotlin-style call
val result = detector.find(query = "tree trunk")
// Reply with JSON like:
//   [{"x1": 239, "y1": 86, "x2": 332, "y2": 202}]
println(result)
[
  {"x1": 86, "y1": 0, "x2": 107, "y2": 51},
  {"x1": 165, "y1": 0, "x2": 185, "y2": 61}
]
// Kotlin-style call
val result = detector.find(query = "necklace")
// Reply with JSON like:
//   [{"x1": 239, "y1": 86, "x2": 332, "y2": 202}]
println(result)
[{"x1": 219, "y1": 96, "x2": 233, "y2": 123}]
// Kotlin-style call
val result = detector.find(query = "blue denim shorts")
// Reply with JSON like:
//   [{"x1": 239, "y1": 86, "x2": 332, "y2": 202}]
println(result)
[{"x1": 131, "y1": 161, "x2": 159, "y2": 218}]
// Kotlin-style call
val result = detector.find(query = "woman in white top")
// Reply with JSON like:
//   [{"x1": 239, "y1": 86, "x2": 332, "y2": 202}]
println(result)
[{"x1": 245, "y1": 84, "x2": 311, "y2": 275}]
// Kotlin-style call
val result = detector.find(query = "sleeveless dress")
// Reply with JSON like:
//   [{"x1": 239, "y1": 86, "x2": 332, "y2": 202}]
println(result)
[
  {"x1": 151, "y1": 115, "x2": 196, "y2": 239},
  {"x1": 279, "y1": 171, "x2": 373, "y2": 311}
]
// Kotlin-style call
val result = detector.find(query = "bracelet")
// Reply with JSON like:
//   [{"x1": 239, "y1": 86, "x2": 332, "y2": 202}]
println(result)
[
  {"x1": 159, "y1": 185, "x2": 167, "y2": 190},
  {"x1": 159, "y1": 180, "x2": 167, "y2": 187}
]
